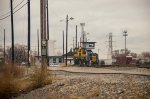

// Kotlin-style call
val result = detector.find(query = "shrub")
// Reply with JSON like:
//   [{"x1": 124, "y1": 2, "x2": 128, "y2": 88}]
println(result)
[
  {"x1": 30, "y1": 65, "x2": 53, "y2": 88},
  {"x1": 0, "y1": 63, "x2": 25, "y2": 98}
]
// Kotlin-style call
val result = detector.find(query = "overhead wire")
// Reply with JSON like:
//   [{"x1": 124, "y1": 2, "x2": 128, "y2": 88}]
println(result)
[
  {"x1": 0, "y1": 0, "x2": 25, "y2": 17},
  {"x1": 14, "y1": 0, "x2": 26, "y2": 10},
  {"x1": 0, "y1": 0, "x2": 27, "y2": 20}
]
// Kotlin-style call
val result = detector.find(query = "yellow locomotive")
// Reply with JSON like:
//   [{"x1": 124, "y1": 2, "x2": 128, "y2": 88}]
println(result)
[{"x1": 74, "y1": 47, "x2": 99, "y2": 66}]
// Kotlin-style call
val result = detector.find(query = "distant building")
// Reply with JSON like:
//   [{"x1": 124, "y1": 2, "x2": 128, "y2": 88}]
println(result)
[
  {"x1": 48, "y1": 40, "x2": 56, "y2": 56},
  {"x1": 49, "y1": 56, "x2": 63, "y2": 66}
]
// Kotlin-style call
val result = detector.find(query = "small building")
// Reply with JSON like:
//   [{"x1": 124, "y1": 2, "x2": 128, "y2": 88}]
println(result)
[
  {"x1": 34, "y1": 56, "x2": 63, "y2": 66},
  {"x1": 115, "y1": 55, "x2": 132, "y2": 65},
  {"x1": 81, "y1": 42, "x2": 96, "y2": 50},
  {"x1": 48, "y1": 56, "x2": 63, "y2": 66}
]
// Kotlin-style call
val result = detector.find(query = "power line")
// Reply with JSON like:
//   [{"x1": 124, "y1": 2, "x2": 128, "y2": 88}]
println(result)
[
  {"x1": 0, "y1": 1, "x2": 27, "y2": 20},
  {"x1": 0, "y1": 0, "x2": 25, "y2": 17},
  {"x1": 14, "y1": 0, "x2": 26, "y2": 10},
  {"x1": 0, "y1": 14, "x2": 11, "y2": 20}
]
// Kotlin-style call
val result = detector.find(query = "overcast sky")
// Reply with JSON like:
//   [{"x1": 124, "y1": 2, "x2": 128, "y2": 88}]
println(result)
[{"x1": 0, "y1": 0, "x2": 150, "y2": 58}]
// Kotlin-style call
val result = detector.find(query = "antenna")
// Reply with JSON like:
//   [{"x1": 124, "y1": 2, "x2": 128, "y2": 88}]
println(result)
[{"x1": 123, "y1": 30, "x2": 128, "y2": 55}]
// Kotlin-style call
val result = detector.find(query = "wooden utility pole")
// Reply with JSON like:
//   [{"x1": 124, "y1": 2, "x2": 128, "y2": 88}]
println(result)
[
  {"x1": 4, "y1": 29, "x2": 5, "y2": 63},
  {"x1": 40, "y1": 0, "x2": 49, "y2": 67},
  {"x1": 37, "y1": 29, "x2": 39, "y2": 60},
  {"x1": 80, "y1": 37, "x2": 81, "y2": 47},
  {"x1": 66, "y1": 15, "x2": 68, "y2": 66},
  {"x1": 47, "y1": 0, "x2": 49, "y2": 40},
  {"x1": 28, "y1": 0, "x2": 31, "y2": 66},
  {"x1": 73, "y1": 37, "x2": 74, "y2": 50},
  {"x1": 46, "y1": 0, "x2": 49, "y2": 66},
  {"x1": 63, "y1": 30, "x2": 64, "y2": 63},
  {"x1": 10, "y1": 0, "x2": 15, "y2": 65}
]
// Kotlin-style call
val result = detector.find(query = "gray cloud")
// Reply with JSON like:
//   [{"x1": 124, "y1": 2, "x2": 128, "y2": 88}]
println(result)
[{"x1": 0, "y1": 0, "x2": 150, "y2": 58}]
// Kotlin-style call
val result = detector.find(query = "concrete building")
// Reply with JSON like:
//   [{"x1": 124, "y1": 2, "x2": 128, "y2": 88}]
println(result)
[{"x1": 49, "y1": 56, "x2": 63, "y2": 66}]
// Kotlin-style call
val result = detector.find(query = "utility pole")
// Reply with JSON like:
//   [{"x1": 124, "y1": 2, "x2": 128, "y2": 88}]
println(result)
[
  {"x1": 46, "y1": 0, "x2": 49, "y2": 40},
  {"x1": 76, "y1": 25, "x2": 77, "y2": 48},
  {"x1": 80, "y1": 37, "x2": 81, "y2": 47},
  {"x1": 73, "y1": 37, "x2": 74, "y2": 51},
  {"x1": 66, "y1": 15, "x2": 68, "y2": 66},
  {"x1": 63, "y1": 30, "x2": 64, "y2": 63},
  {"x1": 37, "y1": 29, "x2": 39, "y2": 60},
  {"x1": 4, "y1": 29, "x2": 5, "y2": 63},
  {"x1": 98, "y1": 48, "x2": 100, "y2": 65},
  {"x1": 46, "y1": 0, "x2": 49, "y2": 65},
  {"x1": 28, "y1": 0, "x2": 31, "y2": 66},
  {"x1": 63, "y1": 15, "x2": 74, "y2": 66},
  {"x1": 123, "y1": 30, "x2": 128, "y2": 55},
  {"x1": 40, "y1": 0, "x2": 48, "y2": 68},
  {"x1": 10, "y1": 0, "x2": 15, "y2": 65}
]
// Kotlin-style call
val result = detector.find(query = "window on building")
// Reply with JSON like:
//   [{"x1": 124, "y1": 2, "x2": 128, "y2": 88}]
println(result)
[
  {"x1": 59, "y1": 58, "x2": 62, "y2": 63},
  {"x1": 53, "y1": 58, "x2": 56, "y2": 63},
  {"x1": 89, "y1": 43, "x2": 94, "y2": 47}
]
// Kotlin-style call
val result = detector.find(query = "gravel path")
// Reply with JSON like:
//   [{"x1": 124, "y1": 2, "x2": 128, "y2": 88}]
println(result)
[{"x1": 14, "y1": 67, "x2": 150, "y2": 99}]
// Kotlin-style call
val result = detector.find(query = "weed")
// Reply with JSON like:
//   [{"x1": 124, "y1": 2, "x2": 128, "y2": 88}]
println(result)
[
  {"x1": 30, "y1": 65, "x2": 53, "y2": 88},
  {"x1": 0, "y1": 63, "x2": 25, "y2": 98}
]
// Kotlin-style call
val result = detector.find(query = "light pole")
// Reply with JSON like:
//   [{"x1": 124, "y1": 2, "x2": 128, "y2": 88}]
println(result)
[
  {"x1": 64, "y1": 15, "x2": 74, "y2": 66},
  {"x1": 123, "y1": 30, "x2": 128, "y2": 56}
]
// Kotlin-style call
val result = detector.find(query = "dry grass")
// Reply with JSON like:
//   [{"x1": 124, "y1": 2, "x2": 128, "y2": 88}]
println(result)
[
  {"x1": 68, "y1": 96, "x2": 85, "y2": 99},
  {"x1": 0, "y1": 63, "x2": 54, "y2": 99},
  {"x1": 30, "y1": 65, "x2": 53, "y2": 88},
  {"x1": 0, "y1": 63, "x2": 26, "y2": 98}
]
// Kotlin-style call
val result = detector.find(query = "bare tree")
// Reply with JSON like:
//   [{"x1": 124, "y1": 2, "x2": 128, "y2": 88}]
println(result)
[
  {"x1": 6, "y1": 44, "x2": 28, "y2": 64},
  {"x1": 141, "y1": 52, "x2": 150, "y2": 59}
]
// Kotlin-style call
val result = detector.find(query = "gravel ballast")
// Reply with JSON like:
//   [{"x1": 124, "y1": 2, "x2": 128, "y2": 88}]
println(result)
[{"x1": 14, "y1": 67, "x2": 150, "y2": 99}]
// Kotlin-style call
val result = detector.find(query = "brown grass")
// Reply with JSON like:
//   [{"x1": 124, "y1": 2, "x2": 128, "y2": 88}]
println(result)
[
  {"x1": 30, "y1": 65, "x2": 53, "y2": 88},
  {"x1": 0, "y1": 63, "x2": 26, "y2": 98},
  {"x1": 0, "y1": 63, "x2": 54, "y2": 98},
  {"x1": 68, "y1": 96, "x2": 85, "y2": 99}
]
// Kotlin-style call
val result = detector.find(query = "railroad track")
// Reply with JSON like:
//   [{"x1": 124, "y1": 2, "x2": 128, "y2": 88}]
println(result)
[{"x1": 51, "y1": 69, "x2": 150, "y2": 76}]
